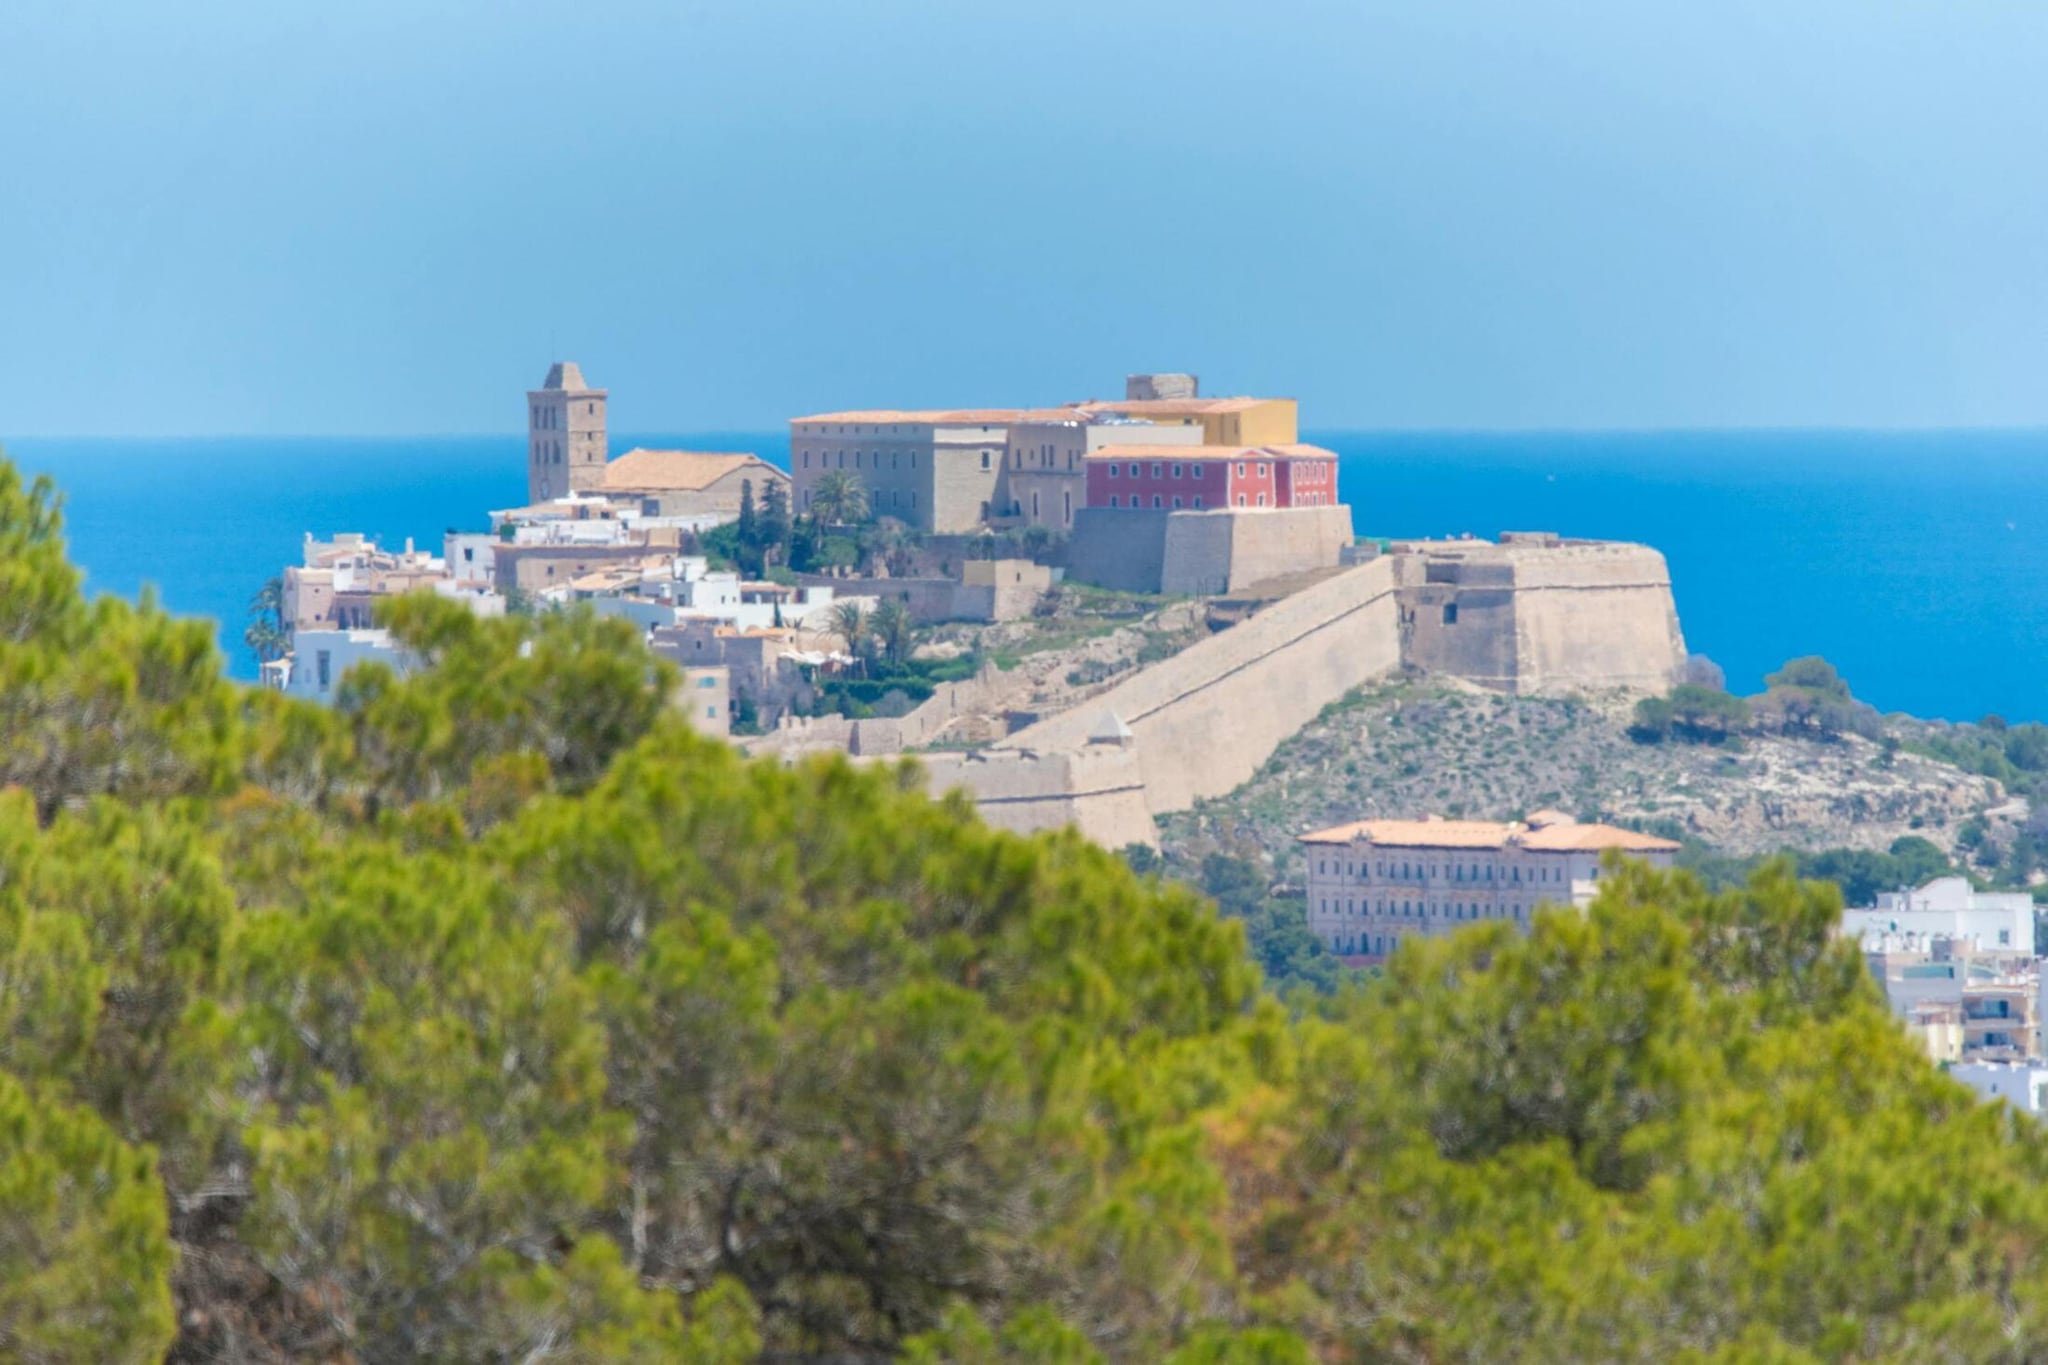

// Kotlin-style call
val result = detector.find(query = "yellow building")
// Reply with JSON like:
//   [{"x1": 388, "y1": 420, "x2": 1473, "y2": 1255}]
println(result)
[{"x1": 1073, "y1": 396, "x2": 1299, "y2": 447}]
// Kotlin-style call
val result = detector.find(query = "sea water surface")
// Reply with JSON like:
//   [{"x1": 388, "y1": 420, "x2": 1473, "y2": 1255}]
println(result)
[{"x1": 7, "y1": 429, "x2": 2046, "y2": 722}]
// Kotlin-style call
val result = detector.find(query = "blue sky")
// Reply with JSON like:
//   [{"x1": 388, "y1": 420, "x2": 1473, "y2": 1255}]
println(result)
[{"x1": 3, "y1": 0, "x2": 2045, "y2": 435}]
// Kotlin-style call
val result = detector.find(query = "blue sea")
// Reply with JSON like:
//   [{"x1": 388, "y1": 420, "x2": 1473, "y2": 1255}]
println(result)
[{"x1": 6, "y1": 429, "x2": 2046, "y2": 724}]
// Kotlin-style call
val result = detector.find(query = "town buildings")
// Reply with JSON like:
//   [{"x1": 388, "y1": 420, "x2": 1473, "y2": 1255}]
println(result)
[
  {"x1": 1841, "y1": 876, "x2": 2036, "y2": 955},
  {"x1": 1296, "y1": 812, "x2": 1680, "y2": 958},
  {"x1": 1847, "y1": 877, "x2": 2048, "y2": 1073},
  {"x1": 1951, "y1": 1062, "x2": 2048, "y2": 1117}
]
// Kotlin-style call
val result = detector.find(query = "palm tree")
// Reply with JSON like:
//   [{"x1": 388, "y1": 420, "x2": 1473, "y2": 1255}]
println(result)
[
  {"x1": 829, "y1": 600, "x2": 868, "y2": 659},
  {"x1": 810, "y1": 471, "x2": 869, "y2": 527},
  {"x1": 244, "y1": 575, "x2": 289, "y2": 668},
  {"x1": 870, "y1": 597, "x2": 912, "y2": 668}
]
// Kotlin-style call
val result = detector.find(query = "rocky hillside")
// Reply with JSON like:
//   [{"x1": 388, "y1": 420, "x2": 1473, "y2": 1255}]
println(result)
[{"x1": 1159, "y1": 676, "x2": 2008, "y2": 874}]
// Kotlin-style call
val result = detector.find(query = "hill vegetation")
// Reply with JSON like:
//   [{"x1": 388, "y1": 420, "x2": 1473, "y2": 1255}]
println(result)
[{"x1": 15, "y1": 453, "x2": 2048, "y2": 1362}]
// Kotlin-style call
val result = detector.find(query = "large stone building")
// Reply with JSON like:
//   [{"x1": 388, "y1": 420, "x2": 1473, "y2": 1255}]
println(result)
[
  {"x1": 1297, "y1": 813, "x2": 1680, "y2": 958},
  {"x1": 527, "y1": 362, "x2": 609, "y2": 503},
  {"x1": 789, "y1": 408, "x2": 1062, "y2": 533},
  {"x1": 1000, "y1": 415, "x2": 1205, "y2": 532},
  {"x1": 788, "y1": 388, "x2": 1298, "y2": 534}
]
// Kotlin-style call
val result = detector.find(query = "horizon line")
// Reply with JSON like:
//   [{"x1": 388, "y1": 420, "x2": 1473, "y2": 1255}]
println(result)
[{"x1": 11, "y1": 422, "x2": 2048, "y2": 443}]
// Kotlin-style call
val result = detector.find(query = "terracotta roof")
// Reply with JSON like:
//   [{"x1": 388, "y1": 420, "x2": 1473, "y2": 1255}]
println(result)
[
  {"x1": 790, "y1": 408, "x2": 1045, "y2": 426},
  {"x1": 1297, "y1": 817, "x2": 1678, "y2": 853},
  {"x1": 1085, "y1": 443, "x2": 1338, "y2": 462},
  {"x1": 601, "y1": 449, "x2": 775, "y2": 492},
  {"x1": 1519, "y1": 824, "x2": 1681, "y2": 853}
]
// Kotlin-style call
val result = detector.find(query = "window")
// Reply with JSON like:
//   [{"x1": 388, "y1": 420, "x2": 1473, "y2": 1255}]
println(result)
[
  {"x1": 698, "y1": 676, "x2": 717, "y2": 689},
  {"x1": 1128, "y1": 463, "x2": 1140, "y2": 478},
  {"x1": 1151, "y1": 463, "x2": 1163, "y2": 478},
  {"x1": 1193, "y1": 464, "x2": 1203, "y2": 478},
  {"x1": 1172, "y1": 496, "x2": 1182, "y2": 508},
  {"x1": 1109, "y1": 464, "x2": 1120, "y2": 479},
  {"x1": 316, "y1": 651, "x2": 331, "y2": 689},
  {"x1": 1108, "y1": 495, "x2": 1119, "y2": 508},
  {"x1": 1192, "y1": 495, "x2": 1203, "y2": 508},
  {"x1": 802, "y1": 452, "x2": 810, "y2": 468},
  {"x1": 1064, "y1": 491, "x2": 1072, "y2": 522},
  {"x1": 1236, "y1": 461, "x2": 1246, "y2": 476},
  {"x1": 1032, "y1": 492, "x2": 1040, "y2": 517},
  {"x1": 1443, "y1": 603, "x2": 1458, "y2": 625},
  {"x1": 981, "y1": 451, "x2": 991, "y2": 469},
  {"x1": 1256, "y1": 493, "x2": 1267, "y2": 507},
  {"x1": 706, "y1": 706, "x2": 718, "y2": 719},
  {"x1": 1151, "y1": 495, "x2": 1162, "y2": 508},
  {"x1": 1257, "y1": 462, "x2": 1268, "y2": 476},
  {"x1": 1235, "y1": 495, "x2": 1246, "y2": 507},
  {"x1": 1172, "y1": 463, "x2": 1183, "y2": 478}
]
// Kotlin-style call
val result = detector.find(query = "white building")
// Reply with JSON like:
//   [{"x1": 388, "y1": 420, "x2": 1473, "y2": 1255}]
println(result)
[
  {"x1": 1842, "y1": 877, "x2": 2036, "y2": 955},
  {"x1": 1952, "y1": 1061, "x2": 2048, "y2": 1117},
  {"x1": 275, "y1": 628, "x2": 415, "y2": 702},
  {"x1": 1298, "y1": 812, "x2": 1680, "y2": 959}
]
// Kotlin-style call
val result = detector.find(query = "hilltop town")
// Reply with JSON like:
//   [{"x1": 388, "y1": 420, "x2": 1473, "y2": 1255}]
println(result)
[{"x1": 253, "y1": 361, "x2": 2048, "y2": 1117}]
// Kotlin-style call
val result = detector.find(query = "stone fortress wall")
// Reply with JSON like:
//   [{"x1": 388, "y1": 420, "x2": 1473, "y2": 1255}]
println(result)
[
  {"x1": 998, "y1": 555, "x2": 1407, "y2": 815},
  {"x1": 934, "y1": 535, "x2": 1686, "y2": 846},
  {"x1": 1068, "y1": 505, "x2": 1354, "y2": 596}
]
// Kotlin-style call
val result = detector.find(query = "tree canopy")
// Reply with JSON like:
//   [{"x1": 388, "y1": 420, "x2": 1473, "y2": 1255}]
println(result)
[{"x1": 9, "y1": 448, "x2": 2048, "y2": 1362}]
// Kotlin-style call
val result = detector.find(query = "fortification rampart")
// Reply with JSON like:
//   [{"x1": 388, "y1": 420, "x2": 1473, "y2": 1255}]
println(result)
[
  {"x1": 999, "y1": 556, "x2": 1406, "y2": 814},
  {"x1": 766, "y1": 535, "x2": 1687, "y2": 849},
  {"x1": 741, "y1": 662, "x2": 1019, "y2": 760},
  {"x1": 1069, "y1": 505, "x2": 1351, "y2": 596},
  {"x1": 916, "y1": 745, "x2": 1156, "y2": 850},
  {"x1": 1396, "y1": 538, "x2": 1685, "y2": 695}
]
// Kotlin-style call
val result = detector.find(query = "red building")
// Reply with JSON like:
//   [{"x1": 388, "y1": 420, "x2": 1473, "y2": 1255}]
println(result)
[{"x1": 1083, "y1": 443, "x2": 1341, "y2": 512}]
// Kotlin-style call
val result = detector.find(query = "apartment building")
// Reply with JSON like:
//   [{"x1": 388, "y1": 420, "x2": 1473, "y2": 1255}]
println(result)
[{"x1": 1298, "y1": 812, "x2": 1679, "y2": 958}]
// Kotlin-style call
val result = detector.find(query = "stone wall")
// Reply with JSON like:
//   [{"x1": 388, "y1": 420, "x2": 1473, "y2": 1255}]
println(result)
[
  {"x1": 917, "y1": 745, "x2": 1157, "y2": 850},
  {"x1": 1396, "y1": 539, "x2": 1685, "y2": 694},
  {"x1": 1070, "y1": 505, "x2": 1350, "y2": 596},
  {"x1": 1160, "y1": 505, "x2": 1351, "y2": 595},
  {"x1": 741, "y1": 662, "x2": 1019, "y2": 760},
  {"x1": 1066, "y1": 509, "x2": 1174, "y2": 593},
  {"x1": 999, "y1": 557, "x2": 1407, "y2": 814}
]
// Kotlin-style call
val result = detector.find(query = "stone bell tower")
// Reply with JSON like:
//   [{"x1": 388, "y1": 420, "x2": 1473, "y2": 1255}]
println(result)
[{"x1": 526, "y1": 361, "x2": 609, "y2": 503}]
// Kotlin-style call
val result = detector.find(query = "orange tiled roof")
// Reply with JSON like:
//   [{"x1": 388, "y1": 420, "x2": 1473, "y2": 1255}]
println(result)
[
  {"x1": 1519, "y1": 824, "x2": 1681, "y2": 853},
  {"x1": 1297, "y1": 817, "x2": 1678, "y2": 853},
  {"x1": 601, "y1": 449, "x2": 775, "y2": 492}
]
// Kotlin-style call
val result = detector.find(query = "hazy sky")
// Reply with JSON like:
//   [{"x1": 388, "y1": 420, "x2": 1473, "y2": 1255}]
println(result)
[{"x1": 4, "y1": 0, "x2": 2045, "y2": 435}]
